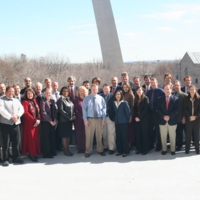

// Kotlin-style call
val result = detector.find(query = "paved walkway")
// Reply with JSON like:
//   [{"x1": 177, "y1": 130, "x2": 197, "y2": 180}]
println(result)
[{"x1": 1, "y1": 147, "x2": 200, "y2": 200}]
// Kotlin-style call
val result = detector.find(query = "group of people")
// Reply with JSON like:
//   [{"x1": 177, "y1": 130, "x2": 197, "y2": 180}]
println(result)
[{"x1": 0, "y1": 72, "x2": 199, "y2": 167}]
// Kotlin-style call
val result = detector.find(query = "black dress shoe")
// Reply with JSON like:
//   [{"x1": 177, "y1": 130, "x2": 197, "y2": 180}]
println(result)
[
  {"x1": 98, "y1": 152, "x2": 106, "y2": 156},
  {"x1": 85, "y1": 153, "x2": 90, "y2": 158},
  {"x1": 13, "y1": 158, "x2": 24, "y2": 164},
  {"x1": 43, "y1": 156, "x2": 54, "y2": 158},
  {"x1": 52, "y1": 152, "x2": 57, "y2": 156},
  {"x1": 142, "y1": 152, "x2": 147, "y2": 155},
  {"x1": 28, "y1": 154, "x2": 38, "y2": 162},
  {"x1": 155, "y1": 147, "x2": 161, "y2": 151},
  {"x1": 122, "y1": 154, "x2": 127, "y2": 157},
  {"x1": 63, "y1": 149, "x2": 73, "y2": 157},
  {"x1": 161, "y1": 151, "x2": 166, "y2": 155},
  {"x1": 81, "y1": 149, "x2": 85, "y2": 154},
  {"x1": 171, "y1": 152, "x2": 176, "y2": 155},
  {"x1": 68, "y1": 151, "x2": 74, "y2": 156},
  {"x1": 77, "y1": 149, "x2": 82, "y2": 154},
  {"x1": 116, "y1": 153, "x2": 121, "y2": 156},
  {"x1": 109, "y1": 150, "x2": 115, "y2": 155},
  {"x1": 136, "y1": 151, "x2": 141, "y2": 154},
  {"x1": 104, "y1": 148, "x2": 109, "y2": 152},
  {"x1": 176, "y1": 147, "x2": 182, "y2": 151},
  {"x1": 2, "y1": 161, "x2": 9, "y2": 167}
]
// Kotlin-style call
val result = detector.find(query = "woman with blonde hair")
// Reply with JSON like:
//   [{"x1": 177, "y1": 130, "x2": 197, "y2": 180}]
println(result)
[{"x1": 74, "y1": 86, "x2": 88, "y2": 153}]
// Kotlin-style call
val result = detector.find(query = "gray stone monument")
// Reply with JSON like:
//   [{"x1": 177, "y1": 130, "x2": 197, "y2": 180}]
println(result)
[{"x1": 92, "y1": 0, "x2": 124, "y2": 69}]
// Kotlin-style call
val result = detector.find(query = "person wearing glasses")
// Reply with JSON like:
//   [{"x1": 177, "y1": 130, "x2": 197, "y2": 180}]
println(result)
[{"x1": 20, "y1": 77, "x2": 34, "y2": 96}]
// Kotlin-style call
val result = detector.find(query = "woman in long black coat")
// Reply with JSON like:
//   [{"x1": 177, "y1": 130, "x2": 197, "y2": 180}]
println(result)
[
  {"x1": 134, "y1": 87, "x2": 150, "y2": 155},
  {"x1": 184, "y1": 85, "x2": 200, "y2": 154}
]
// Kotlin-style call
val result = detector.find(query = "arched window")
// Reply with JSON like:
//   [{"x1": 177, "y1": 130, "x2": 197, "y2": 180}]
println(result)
[
  {"x1": 195, "y1": 78, "x2": 198, "y2": 84},
  {"x1": 176, "y1": 75, "x2": 178, "y2": 79}
]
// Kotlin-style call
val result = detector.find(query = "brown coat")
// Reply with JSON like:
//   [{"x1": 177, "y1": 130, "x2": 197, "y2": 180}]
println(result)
[{"x1": 123, "y1": 92, "x2": 134, "y2": 116}]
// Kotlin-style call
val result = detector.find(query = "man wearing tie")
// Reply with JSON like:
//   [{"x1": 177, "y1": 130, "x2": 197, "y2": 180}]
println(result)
[
  {"x1": 142, "y1": 75, "x2": 151, "y2": 94},
  {"x1": 172, "y1": 80, "x2": 187, "y2": 151},
  {"x1": 101, "y1": 84, "x2": 116, "y2": 154},
  {"x1": 146, "y1": 78, "x2": 164, "y2": 151},
  {"x1": 13, "y1": 84, "x2": 22, "y2": 102},
  {"x1": 20, "y1": 77, "x2": 34, "y2": 95},
  {"x1": 67, "y1": 76, "x2": 78, "y2": 102},
  {"x1": 110, "y1": 77, "x2": 121, "y2": 94},
  {"x1": 42, "y1": 78, "x2": 52, "y2": 93},
  {"x1": 82, "y1": 84, "x2": 106, "y2": 158},
  {"x1": 35, "y1": 82, "x2": 44, "y2": 103},
  {"x1": 52, "y1": 82, "x2": 60, "y2": 102},
  {"x1": 181, "y1": 76, "x2": 192, "y2": 94},
  {"x1": 118, "y1": 72, "x2": 134, "y2": 90},
  {"x1": 157, "y1": 84, "x2": 179, "y2": 155}
]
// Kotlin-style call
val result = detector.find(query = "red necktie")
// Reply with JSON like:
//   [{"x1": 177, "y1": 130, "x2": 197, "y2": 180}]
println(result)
[
  {"x1": 70, "y1": 87, "x2": 74, "y2": 101},
  {"x1": 166, "y1": 96, "x2": 169, "y2": 110},
  {"x1": 112, "y1": 87, "x2": 115, "y2": 94}
]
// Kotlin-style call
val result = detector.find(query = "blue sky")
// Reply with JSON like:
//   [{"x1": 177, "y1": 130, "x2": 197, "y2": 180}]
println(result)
[{"x1": 0, "y1": 0, "x2": 200, "y2": 62}]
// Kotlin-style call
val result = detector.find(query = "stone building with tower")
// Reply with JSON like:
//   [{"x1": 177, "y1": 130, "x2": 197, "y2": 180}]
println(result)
[{"x1": 175, "y1": 52, "x2": 200, "y2": 88}]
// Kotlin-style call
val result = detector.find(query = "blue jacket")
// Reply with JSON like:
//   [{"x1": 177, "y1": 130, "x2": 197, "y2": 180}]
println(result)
[
  {"x1": 157, "y1": 95, "x2": 179, "y2": 125},
  {"x1": 146, "y1": 88, "x2": 164, "y2": 111},
  {"x1": 113, "y1": 100, "x2": 130, "y2": 124}
]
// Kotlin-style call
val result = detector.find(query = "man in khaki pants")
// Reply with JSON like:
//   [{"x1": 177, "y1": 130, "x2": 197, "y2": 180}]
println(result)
[
  {"x1": 82, "y1": 84, "x2": 107, "y2": 158},
  {"x1": 101, "y1": 84, "x2": 116, "y2": 154},
  {"x1": 157, "y1": 84, "x2": 179, "y2": 155}
]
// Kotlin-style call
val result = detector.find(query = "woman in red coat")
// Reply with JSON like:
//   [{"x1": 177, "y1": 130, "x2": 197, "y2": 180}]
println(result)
[{"x1": 22, "y1": 88, "x2": 41, "y2": 162}]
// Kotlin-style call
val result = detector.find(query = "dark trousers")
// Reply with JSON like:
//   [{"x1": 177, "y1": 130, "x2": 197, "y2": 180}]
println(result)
[
  {"x1": 115, "y1": 123, "x2": 129, "y2": 154},
  {"x1": 55, "y1": 123, "x2": 62, "y2": 150},
  {"x1": 135, "y1": 121, "x2": 149, "y2": 153},
  {"x1": 149, "y1": 111, "x2": 161, "y2": 149},
  {"x1": 185, "y1": 120, "x2": 200, "y2": 153},
  {"x1": 176, "y1": 122, "x2": 185, "y2": 148},
  {"x1": 41, "y1": 121, "x2": 56, "y2": 157},
  {"x1": 0, "y1": 123, "x2": 20, "y2": 161}
]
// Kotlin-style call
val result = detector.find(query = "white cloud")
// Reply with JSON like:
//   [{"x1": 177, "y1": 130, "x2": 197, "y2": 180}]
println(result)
[
  {"x1": 157, "y1": 27, "x2": 173, "y2": 31},
  {"x1": 166, "y1": 4, "x2": 200, "y2": 13},
  {"x1": 70, "y1": 30, "x2": 96, "y2": 35},
  {"x1": 0, "y1": 37, "x2": 19, "y2": 40},
  {"x1": 183, "y1": 20, "x2": 199, "y2": 24},
  {"x1": 68, "y1": 24, "x2": 95, "y2": 29},
  {"x1": 116, "y1": 20, "x2": 126, "y2": 24},
  {"x1": 142, "y1": 11, "x2": 186, "y2": 21},
  {"x1": 123, "y1": 32, "x2": 146, "y2": 40},
  {"x1": 142, "y1": 3, "x2": 200, "y2": 21}
]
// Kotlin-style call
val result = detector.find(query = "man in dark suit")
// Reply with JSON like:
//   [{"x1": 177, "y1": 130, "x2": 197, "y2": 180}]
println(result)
[
  {"x1": 13, "y1": 84, "x2": 22, "y2": 102},
  {"x1": 20, "y1": 77, "x2": 34, "y2": 95},
  {"x1": 146, "y1": 78, "x2": 164, "y2": 151},
  {"x1": 181, "y1": 76, "x2": 192, "y2": 93},
  {"x1": 110, "y1": 77, "x2": 121, "y2": 94},
  {"x1": 42, "y1": 78, "x2": 52, "y2": 93},
  {"x1": 100, "y1": 84, "x2": 116, "y2": 154},
  {"x1": 172, "y1": 80, "x2": 187, "y2": 151},
  {"x1": 118, "y1": 72, "x2": 134, "y2": 90},
  {"x1": 142, "y1": 75, "x2": 151, "y2": 93},
  {"x1": 132, "y1": 76, "x2": 146, "y2": 95},
  {"x1": 67, "y1": 76, "x2": 78, "y2": 102},
  {"x1": 157, "y1": 84, "x2": 179, "y2": 155}
]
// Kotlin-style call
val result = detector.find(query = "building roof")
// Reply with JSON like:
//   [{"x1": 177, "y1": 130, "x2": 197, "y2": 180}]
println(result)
[{"x1": 187, "y1": 52, "x2": 200, "y2": 64}]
